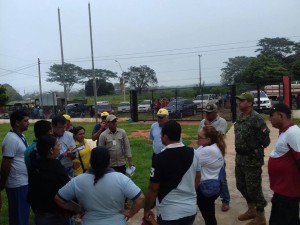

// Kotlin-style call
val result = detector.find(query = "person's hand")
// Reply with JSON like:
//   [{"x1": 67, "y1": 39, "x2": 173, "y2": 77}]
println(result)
[
  {"x1": 128, "y1": 162, "x2": 133, "y2": 169},
  {"x1": 100, "y1": 121, "x2": 107, "y2": 129},
  {"x1": 123, "y1": 209, "x2": 132, "y2": 221},
  {"x1": 204, "y1": 119, "x2": 211, "y2": 126},
  {"x1": 144, "y1": 210, "x2": 155, "y2": 224},
  {"x1": 65, "y1": 146, "x2": 76, "y2": 159},
  {"x1": 73, "y1": 162, "x2": 81, "y2": 170}
]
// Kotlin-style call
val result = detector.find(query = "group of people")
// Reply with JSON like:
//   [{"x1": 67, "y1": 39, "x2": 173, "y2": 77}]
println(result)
[
  {"x1": 146, "y1": 92, "x2": 300, "y2": 225},
  {"x1": 0, "y1": 91, "x2": 299, "y2": 225}
]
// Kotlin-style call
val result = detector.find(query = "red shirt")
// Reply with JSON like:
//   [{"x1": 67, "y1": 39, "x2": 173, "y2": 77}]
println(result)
[{"x1": 268, "y1": 124, "x2": 300, "y2": 197}]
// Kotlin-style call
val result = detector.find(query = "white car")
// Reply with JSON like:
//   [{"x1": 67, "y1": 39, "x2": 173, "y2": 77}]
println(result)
[
  {"x1": 117, "y1": 102, "x2": 131, "y2": 113},
  {"x1": 250, "y1": 90, "x2": 272, "y2": 110},
  {"x1": 193, "y1": 94, "x2": 217, "y2": 110},
  {"x1": 138, "y1": 100, "x2": 152, "y2": 112}
]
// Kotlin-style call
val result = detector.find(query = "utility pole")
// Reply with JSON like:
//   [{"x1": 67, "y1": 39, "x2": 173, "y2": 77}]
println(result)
[
  {"x1": 88, "y1": 3, "x2": 98, "y2": 122},
  {"x1": 58, "y1": 8, "x2": 68, "y2": 111},
  {"x1": 198, "y1": 54, "x2": 202, "y2": 91},
  {"x1": 198, "y1": 54, "x2": 203, "y2": 116},
  {"x1": 115, "y1": 59, "x2": 125, "y2": 101},
  {"x1": 38, "y1": 58, "x2": 43, "y2": 107}
]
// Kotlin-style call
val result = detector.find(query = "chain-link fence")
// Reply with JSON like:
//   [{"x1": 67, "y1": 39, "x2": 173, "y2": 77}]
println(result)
[{"x1": 131, "y1": 85, "x2": 233, "y2": 122}]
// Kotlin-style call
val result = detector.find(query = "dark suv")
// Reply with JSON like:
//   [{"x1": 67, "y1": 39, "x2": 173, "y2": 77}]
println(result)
[
  {"x1": 65, "y1": 103, "x2": 86, "y2": 118},
  {"x1": 94, "y1": 104, "x2": 114, "y2": 115},
  {"x1": 165, "y1": 99, "x2": 197, "y2": 118}
]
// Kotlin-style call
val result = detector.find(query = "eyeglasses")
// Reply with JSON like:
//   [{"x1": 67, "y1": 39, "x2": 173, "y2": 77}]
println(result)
[
  {"x1": 157, "y1": 116, "x2": 165, "y2": 119},
  {"x1": 198, "y1": 136, "x2": 208, "y2": 140}
]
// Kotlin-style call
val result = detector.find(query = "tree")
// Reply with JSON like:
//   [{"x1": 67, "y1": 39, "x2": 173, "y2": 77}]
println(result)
[
  {"x1": 220, "y1": 56, "x2": 255, "y2": 85},
  {"x1": 85, "y1": 79, "x2": 115, "y2": 96},
  {"x1": 292, "y1": 58, "x2": 300, "y2": 80},
  {"x1": 0, "y1": 85, "x2": 9, "y2": 106},
  {"x1": 80, "y1": 69, "x2": 118, "y2": 83},
  {"x1": 242, "y1": 54, "x2": 289, "y2": 83},
  {"x1": 123, "y1": 65, "x2": 158, "y2": 93},
  {"x1": 2, "y1": 83, "x2": 23, "y2": 102},
  {"x1": 255, "y1": 37, "x2": 296, "y2": 60},
  {"x1": 46, "y1": 63, "x2": 83, "y2": 96}
]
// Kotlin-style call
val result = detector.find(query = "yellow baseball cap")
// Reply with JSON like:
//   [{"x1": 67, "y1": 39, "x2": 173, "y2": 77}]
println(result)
[
  {"x1": 100, "y1": 111, "x2": 109, "y2": 117},
  {"x1": 157, "y1": 108, "x2": 169, "y2": 117},
  {"x1": 63, "y1": 114, "x2": 71, "y2": 121}
]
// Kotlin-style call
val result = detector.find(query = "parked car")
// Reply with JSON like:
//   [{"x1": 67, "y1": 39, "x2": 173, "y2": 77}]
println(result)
[
  {"x1": 250, "y1": 90, "x2": 272, "y2": 111},
  {"x1": 65, "y1": 103, "x2": 86, "y2": 118},
  {"x1": 193, "y1": 94, "x2": 218, "y2": 110},
  {"x1": 94, "y1": 103, "x2": 114, "y2": 115},
  {"x1": 165, "y1": 99, "x2": 197, "y2": 118},
  {"x1": 117, "y1": 102, "x2": 131, "y2": 113},
  {"x1": 138, "y1": 100, "x2": 152, "y2": 112}
]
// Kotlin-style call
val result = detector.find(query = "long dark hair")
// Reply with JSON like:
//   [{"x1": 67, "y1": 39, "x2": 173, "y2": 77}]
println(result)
[
  {"x1": 90, "y1": 146, "x2": 110, "y2": 185},
  {"x1": 72, "y1": 126, "x2": 85, "y2": 138},
  {"x1": 36, "y1": 135, "x2": 57, "y2": 158}
]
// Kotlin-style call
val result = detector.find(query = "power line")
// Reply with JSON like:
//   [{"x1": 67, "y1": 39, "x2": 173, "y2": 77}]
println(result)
[
  {"x1": 40, "y1": 45, "x2": 257, "y2": 65},
  {"x1": 40, "y1": 34, "x2": 300, "y2": 63},
  {"x1": 0, "y1": 62, "x2": 38, "y2": 77},
  {"x1": 0, "y1": 67, "x2": 38, "y2": 78}
]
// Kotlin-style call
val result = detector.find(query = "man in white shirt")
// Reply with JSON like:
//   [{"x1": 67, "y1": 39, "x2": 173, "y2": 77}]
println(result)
[
  {"x1": 52, "y1": 115, "x2": 76, "y2": 177},
  {"x1": 149, "y1": 108, "x2": 169, "y2": 156},
  {"x1": 0, "y1": 110, "x2": 30, "y2": 225},
  {"x1": 144, "y1": 120, "x2": 201, "y2": 225}
]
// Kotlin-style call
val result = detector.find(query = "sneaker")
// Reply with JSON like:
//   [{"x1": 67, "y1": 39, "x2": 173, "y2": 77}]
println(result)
[{"x1": 221, "y1": 202, "x2": 230, "y2": 212}]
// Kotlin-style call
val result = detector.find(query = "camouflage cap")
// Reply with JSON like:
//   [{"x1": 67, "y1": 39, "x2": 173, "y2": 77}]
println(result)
[
  {"x1": 106, "y1": 114, "x2": 117, "y2": 122},
  {"x1": 236, "y1": 92, "x2": 254, "y2": 103},
  {"x1": 204, "y1": 102, "x2": 218, "y2": 112}
]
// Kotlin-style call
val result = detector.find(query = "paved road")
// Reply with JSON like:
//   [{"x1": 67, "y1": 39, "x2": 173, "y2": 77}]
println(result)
[{"x1": 128, "y1": 120, "x2": 278, "y2": 225}]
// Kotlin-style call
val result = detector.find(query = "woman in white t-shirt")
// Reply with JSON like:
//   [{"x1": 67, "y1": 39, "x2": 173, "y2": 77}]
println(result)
[
  {"x1": 195, "y1": 125, "x2": 226, "y2": 225},
  {"x1": 54, "y1": 146, "x2": 144, "y2": 225}
]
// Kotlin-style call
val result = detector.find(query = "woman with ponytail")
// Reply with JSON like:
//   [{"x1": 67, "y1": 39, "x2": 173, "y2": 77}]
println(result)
[
  {"x1": 195, "y1": 125, "x2": 226, "y2": 225},
  {"x1": 55, "y1": 146, "x2": 144, "y2": 225}
]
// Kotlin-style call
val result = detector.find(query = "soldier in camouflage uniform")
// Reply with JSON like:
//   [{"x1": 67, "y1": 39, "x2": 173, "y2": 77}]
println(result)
[{"x1": 234, "y1": 92, "x2": 270, "y2": 225}]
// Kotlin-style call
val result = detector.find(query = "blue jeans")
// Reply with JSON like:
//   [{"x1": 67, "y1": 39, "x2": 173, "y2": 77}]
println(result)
[
  {"x1": 6, "y1": 185, "x2": 30, "y2": 225},
  {"x1": 157, "y1": 214, "x2": 196, "y2": 225},
  {"x1": 220, "y1": 164, "x2": 230, "y2": 204}
]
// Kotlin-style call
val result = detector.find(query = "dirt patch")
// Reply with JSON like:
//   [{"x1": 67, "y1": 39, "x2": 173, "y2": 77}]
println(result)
[{"x1": 129, "y1": 130, "x2": 150, "y2": 139}]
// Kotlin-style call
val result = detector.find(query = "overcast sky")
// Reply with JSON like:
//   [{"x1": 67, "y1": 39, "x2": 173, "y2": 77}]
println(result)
[{"x1": 1, "y1": 0, "x2": 299, "y2": 95}]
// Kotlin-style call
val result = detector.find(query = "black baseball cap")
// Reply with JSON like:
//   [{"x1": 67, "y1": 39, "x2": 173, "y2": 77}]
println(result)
[{"x1": 269, "y1": 103, "x2": 291, "y2": 115}]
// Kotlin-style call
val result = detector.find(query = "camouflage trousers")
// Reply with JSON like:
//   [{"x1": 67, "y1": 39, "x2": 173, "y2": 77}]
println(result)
[{"x1": 235, "y1": 164, "x2": 267, "y2": 211}]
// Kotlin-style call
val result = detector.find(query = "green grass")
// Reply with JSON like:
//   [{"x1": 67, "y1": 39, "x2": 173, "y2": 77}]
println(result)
[{"x1": 0, "y1": 120, "x2": 200, "y2": 225}]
